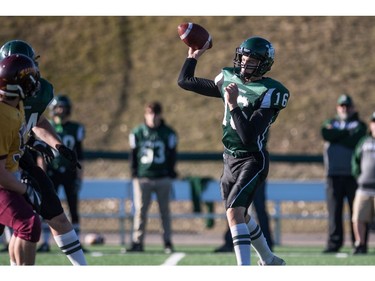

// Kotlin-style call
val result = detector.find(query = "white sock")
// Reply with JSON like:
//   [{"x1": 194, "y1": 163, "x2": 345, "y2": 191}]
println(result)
[
  {"x1": 10, "y1": 260, "x2": 17, "y2": 266},
  {"x1": 247, "y1": 217, "x2": 274, "y2": 263},
  {"x1": 53, "y1": 229, "x2": 87, "y2": 265},
  {"x1": 230, "y1": 223, "x2": 251, "y2": 265}
]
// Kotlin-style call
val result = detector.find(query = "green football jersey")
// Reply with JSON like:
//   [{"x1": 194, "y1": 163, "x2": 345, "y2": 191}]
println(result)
[
  {"x1": 129, "y1": 123, "x2": 177, "y2": 178},
  {"x1": 217, "y1": 68, "x2": 290, "y2": 153},
  {"x1": 24, "y1": 78, "x2": 54, "y2": 133},
  {"x1": 48, "y1": 120, "x2": 85, "y2": 171}
]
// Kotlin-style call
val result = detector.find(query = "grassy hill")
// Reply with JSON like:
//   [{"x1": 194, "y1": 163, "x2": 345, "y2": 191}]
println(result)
[{"x1": 1, "y1": 16, "x2": 374, "y2": 178}]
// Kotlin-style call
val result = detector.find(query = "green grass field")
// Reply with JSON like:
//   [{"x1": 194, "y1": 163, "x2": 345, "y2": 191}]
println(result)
[{"x1": 1, "y1": 244, "x2": 373, "y2": 266}]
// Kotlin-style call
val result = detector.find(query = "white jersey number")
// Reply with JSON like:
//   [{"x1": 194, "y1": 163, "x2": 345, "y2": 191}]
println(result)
[{"x1": 140, "y1": 140, "x2": 166, "y2": 164}]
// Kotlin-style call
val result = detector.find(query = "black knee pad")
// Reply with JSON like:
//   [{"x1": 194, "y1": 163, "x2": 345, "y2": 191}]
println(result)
[{"x1": 23, "y1": 165, "x2": 64, "y2": 220}]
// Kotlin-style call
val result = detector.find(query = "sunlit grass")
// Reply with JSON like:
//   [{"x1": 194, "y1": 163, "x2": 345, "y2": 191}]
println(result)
[{"x1": 0, "y1": 244, "x2": 373, "y2": 266}]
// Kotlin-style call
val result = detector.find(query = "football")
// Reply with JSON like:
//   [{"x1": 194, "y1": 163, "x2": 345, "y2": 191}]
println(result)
[
  {"x1": 84, "y1": 233, "x2": 105, "y2": 245},
  {"x1": 177, "y1": 22, "x2": 213, "y2": 50}
]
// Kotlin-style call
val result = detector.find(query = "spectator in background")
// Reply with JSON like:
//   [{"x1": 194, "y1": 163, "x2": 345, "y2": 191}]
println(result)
[
  {"x1": 37, "y1": 95, "x2": 86, "y2": 254},
  {"x1": 351, "y1": 111, "x2": 375, "y2": 254},
  {"x1": 215, "y1": 181, "x2": 274, "y2": 253},
  {"x1": 321, "y1": 94, "x2": 367, "y2": 253},
  {"x1": 128, "y1": 101, "x2": 178, "y2": 254}
]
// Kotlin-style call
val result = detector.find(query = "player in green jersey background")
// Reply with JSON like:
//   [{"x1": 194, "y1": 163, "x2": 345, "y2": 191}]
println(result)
[
  {"x1": 128, "y1": 101, "x2": 178, "y2": 253},
  {"x1": 178, "y1": 36, "x2": 289, "y2": 265},
  {"x1": 37, "y1": 94, "x2": 86, "y2": 253}
]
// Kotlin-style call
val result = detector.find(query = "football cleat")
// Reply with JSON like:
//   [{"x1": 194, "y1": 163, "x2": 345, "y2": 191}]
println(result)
[
  {"x1": 127, "y1": 242, "x2": 144, "y2": 252},
  {"x1": 37, "y1": 243, "x2": 50, "y2": 253},
  {"x1": 322, "y1": 247, "x2": 340, "y2": 254},
  {"x1": 352, "y1": 244, "x2": 367, "y2": 255},
  {"x1": 164, "y1": 241, "x2": 174, "y2": 254},
  {"x1": 258, "y1": 255, "x2": 286, "y2": 266},
  {"x1": 213, "y1": 244, "x2": 234, "y2": 253}
]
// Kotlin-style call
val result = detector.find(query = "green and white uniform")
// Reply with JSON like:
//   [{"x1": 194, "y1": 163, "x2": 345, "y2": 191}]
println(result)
[
  {"x1": 47, "y1": 121, "x2": 85, "y2": 172},
  {"x1": 46, "y1": 119, "x2": 85, "y2": 225},
  {"x1": 217, "y1": 68, "x2": 289, "y2": 155},
  {"x1": 129, "y1": 121, "x2": 177, "y2": 178},
  {"x1": 178, "y1": 48, "x2": 289, "y2": 265},
  {"x1": 21, "y1": 78, "x2": 67, "y2": 220},
  {"x1": 24, "y1": 78, "x2": 54, "y2": 132},
  {"x1": 129, "y1": 120, "x2": 177, "y2": 246},
  {"x1": 178, "y1": 58, "x2": 290, "y2": 209}
]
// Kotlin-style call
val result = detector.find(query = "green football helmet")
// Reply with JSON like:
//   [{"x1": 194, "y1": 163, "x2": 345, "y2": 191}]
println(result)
[
  {"x1": 0, "y1": 40, "x2": 39, "y2": 66},
  {"x1": 50, "y1": 95, "x2": 72, "y2": 117},
  {"x1": 233, "y1": 36, "x2": 275, "y2": 80}
]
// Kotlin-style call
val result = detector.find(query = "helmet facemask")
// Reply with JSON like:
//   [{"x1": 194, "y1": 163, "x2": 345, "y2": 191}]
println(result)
[
  {"x1": 52, "y1": 105, "x2": 70, "y2": 119},
  {"x1": 50, "y1": 96, "x2": 72, "y2": 119},
  {"x1": 233, "y1": 37, "x2": 275, "y2": 81},
  {"x1": 0, "y1": 54, "x2": 40, "y2": 100},
  {"x1": 20, "y1": 71, "x2": 40, "y2": 99}
]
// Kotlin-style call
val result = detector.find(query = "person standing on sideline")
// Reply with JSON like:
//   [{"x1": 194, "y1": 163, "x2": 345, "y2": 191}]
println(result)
[
  {"x1": 37, "y1": 95, "x2": 86, "y2": 253},
  {"x1": 321, "y1": 94, "x2": 367, "y2": 253},
  {"x1": 0, "y1": 54, "x2": 41, "y2": 265},
  {"x1": 128, "y1": 101, "x2": 178, "y2": 254},
  {"x1": 214, "y1": 181, "x2": 274, "y2": 252},
  {"x1": 351, "y1": 111, "x2": 375, "y2": 254},
  {"x1": 0, "y1": 39, "x2": 87, "y2": 265},
  {"x1": 178, "y1": 36, "x2": 289, "y2": 265}
]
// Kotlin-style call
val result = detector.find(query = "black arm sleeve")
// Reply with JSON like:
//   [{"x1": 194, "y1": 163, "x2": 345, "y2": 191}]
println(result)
[
  {"x1": 230, "y1": 107, "x2": 277, "y2": 145},
  {"x1": 167, "y1": 147, "x2": 177, "y2": 178},
  {"x1": 129, "y1": 148, "x2": 138, "y2": 178},
  {"x1": 75, "y1": 141, "x2": 84, "y2": 161},
  {"x1": 177, "y1": 58, "x2": 221, "y2": 98}
]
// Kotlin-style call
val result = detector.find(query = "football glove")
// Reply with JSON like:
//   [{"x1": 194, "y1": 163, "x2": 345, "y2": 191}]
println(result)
[
  {"x1": 19, "y1": 149, "x2": 36, "y2": 171},
  {"x1": 56, "y1": 144, "x2": 82, "y2": 170},
  {"x1": 28, "y1": 139, "x2": 55, "y2": 165},
  {"x1": 22, "y1": 176, "x2": 42, "y2": 214}
]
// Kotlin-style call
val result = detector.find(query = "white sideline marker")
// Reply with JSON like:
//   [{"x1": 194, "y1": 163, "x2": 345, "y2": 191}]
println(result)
[{"x1": 161, "y1": 253, "x2": 186, "y2": 266}]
